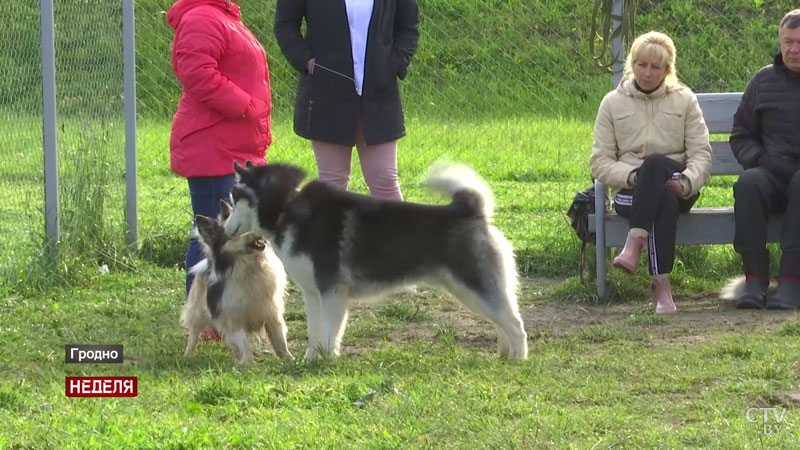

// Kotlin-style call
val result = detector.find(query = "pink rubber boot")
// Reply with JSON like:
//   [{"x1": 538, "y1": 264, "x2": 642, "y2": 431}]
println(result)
[
  {"x1": 651, "y1": 274, "x2": 677, "y2": 315},
  {"x1": 613, "y1": 230, "x2": 646, "y2": 273}
]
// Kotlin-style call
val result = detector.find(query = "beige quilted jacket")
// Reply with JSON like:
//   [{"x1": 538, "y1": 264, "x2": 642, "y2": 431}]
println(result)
[{"x1": 589, "y1": 79, "x2": 712, "y2": 198}]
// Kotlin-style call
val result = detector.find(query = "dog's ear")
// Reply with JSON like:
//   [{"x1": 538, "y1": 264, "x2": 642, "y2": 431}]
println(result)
[
  {"x1": 195, "y1": 215, "x2": 222, "y2": 244},
  {"x1": 233, "y1": 160, "x2": 249, "y2": 177},
  {"x1": 245, "y1": 160, "x2": 255, "y2": 169},
  {"x1": 233, "y1": 161, "x2": 245, "y2": 183},
  {"x1": 218, "y1": 200, "x2": 233, "y2": 222}
]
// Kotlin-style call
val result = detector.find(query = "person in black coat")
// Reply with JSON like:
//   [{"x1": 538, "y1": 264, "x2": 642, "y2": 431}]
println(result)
[
  {"x1": 275, "y1": 0, "x2": 419, "y2": 200},
  {"x1": 729, "y1": 9, "x2": 800, "y2": 310}
]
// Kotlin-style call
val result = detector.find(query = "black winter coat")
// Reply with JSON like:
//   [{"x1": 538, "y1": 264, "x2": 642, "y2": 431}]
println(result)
[
  {"x1": 275, "y1": 0, "x2": 419, "y2": 146},
  {"x1": 730, "y1": 53, "x2": 800, "y2": 179}
]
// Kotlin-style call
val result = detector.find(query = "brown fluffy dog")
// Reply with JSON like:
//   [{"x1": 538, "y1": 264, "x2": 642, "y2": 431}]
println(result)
[{"x1": 180, "y1": 203, "x2": 291, "y2": 363}]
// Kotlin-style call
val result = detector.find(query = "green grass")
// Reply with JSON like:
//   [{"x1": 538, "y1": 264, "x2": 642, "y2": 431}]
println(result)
[
  {"x1": 2, "y1": 113, "x2": 796, "y2": 446},
  {"x1": 1, "y1": 269, "x2": 799, "y2": 447},
  {"x1": 2, "y1": 1, "x2": 800, "y2": 445}
]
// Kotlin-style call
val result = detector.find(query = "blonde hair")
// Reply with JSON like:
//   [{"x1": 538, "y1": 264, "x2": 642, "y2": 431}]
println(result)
[{"x1": 623, "y1": 31, "x2": 679, "y2": 87}]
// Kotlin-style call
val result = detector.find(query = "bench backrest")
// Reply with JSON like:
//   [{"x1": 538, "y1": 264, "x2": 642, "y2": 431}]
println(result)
[{"x1": 696, "y1": 92, "x2": 743, "y2": 175}]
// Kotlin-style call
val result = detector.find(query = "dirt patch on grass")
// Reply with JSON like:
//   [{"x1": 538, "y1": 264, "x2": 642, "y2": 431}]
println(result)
[{"x1": 334, "y1": 277, "x2": 800, "y2": 355}]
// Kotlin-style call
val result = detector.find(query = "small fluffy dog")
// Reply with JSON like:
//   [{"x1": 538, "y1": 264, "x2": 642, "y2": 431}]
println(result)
[
  {"x1": 180, "y1": 202, "x2": 291, "y2": 363},
  {"x1": 225, "y1": 161, "x2": 528, "y2": 360}
]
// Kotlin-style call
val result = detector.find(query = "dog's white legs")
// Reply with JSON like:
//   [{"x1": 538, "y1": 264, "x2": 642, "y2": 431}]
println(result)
[
  {"x1": 447, "y1": 283, "x2": 528, "y2": 360},
  {"x1": 316, "y1": 289, "x2": 350, "y2": 358},
  {"x1": 181, "y1": 285, "x2": 207, "y2": 357},
  {"x1": 302, "y1": 291, "x2": 323, "y2": 361},
  {"x1": 487, "y1": 304, "x2": 527, "y2": 360},
  {"x1": 184, "y1": 327, "x2": 201, "y2": 357},
  {"x1": 224, "y1": 329, "x2": 253, "y2": 364},
  {"x1": 183, "y1": 314, "x2": 208, "y2": 357},
  {"x1": 495, "y1": 324, "x2": 510, "y2": 358},
  {"x1": 480, "y1": 227, "x2": 527, "y2": 359},
  {"x1": 264, "y1": 312, "x2": 292, "y2": 359}
]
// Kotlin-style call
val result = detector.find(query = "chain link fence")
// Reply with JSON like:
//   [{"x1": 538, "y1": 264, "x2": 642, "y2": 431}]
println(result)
[
  {"x1": 1, "y1": 1, "x2": 128, "y2": 288},
  {"x1": 135, "y1": 0, "x2": 614, "y2": 122},
  {"x1": 634, "y1": 0, "x2": 792, "y2": 93},
  {"x1": 133, "y1": 0, "x2": 798, "y2": 121},
  {"x1": 1, "y1": 1, "x2": 796, "y2": 283},
  {"x1": 53, "y1": 0, "x2": 127, "y2": 258},
  {"x1": 0, "y1": 4, "x2": 43, "y2": 279}
]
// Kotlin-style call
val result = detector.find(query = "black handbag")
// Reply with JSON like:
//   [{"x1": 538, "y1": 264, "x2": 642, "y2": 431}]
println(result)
[
  {"x1": 567, "y1": 186, "x2": 597, "y2": 244},
  {"x1": 567, "y1": 186, "x2": 602, "y2": 282}
]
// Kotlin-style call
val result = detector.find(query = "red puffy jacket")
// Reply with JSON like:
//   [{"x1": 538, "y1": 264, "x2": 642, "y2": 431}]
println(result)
[{"x1": 167, "y1": 0, "x2": 271, "y2": 177}]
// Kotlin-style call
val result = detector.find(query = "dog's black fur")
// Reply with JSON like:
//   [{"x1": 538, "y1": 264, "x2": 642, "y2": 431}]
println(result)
[{"x1": 234, "y1": 174, "x2": 491, "y2": 295}]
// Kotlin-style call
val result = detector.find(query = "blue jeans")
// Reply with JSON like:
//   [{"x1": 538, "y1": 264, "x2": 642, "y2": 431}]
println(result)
[{"x1": 185, "y1": 175, "x2": 235, "y2": 293}]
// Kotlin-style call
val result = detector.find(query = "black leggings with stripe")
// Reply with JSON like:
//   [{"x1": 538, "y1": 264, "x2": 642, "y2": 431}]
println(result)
[{"x1": 614, "y1": 154, "x2": 698, "y2": 275}]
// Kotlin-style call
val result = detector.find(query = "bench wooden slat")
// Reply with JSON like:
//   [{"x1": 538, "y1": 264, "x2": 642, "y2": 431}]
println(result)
[
  {"x1": 696, "y1": 92, "x2": 742, "y2": 134},
  {"x1": 589, "y1": 208, "x2": 782, "y2": 246}
]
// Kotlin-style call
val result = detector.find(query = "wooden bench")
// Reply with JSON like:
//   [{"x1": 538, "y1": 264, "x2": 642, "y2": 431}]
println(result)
[{"x1": 589, "y1": 92, "x2": 784, "y2": 296}]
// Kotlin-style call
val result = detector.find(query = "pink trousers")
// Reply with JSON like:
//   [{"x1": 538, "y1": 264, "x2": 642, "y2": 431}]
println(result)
[{"x1": 311, "y1": 117, "x2": 402, "y2": 200}]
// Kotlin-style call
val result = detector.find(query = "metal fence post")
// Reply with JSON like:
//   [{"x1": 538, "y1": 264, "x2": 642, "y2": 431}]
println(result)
[
  {"x1": 595, "y1": 181, "x2": 607, "y2": 297},
  {"x1": 123, "y1": 0, "x2": 138, "y2": 248},
  {"x1": 40, "y1": 0, "x2": 59, "y2": 244},
  {"x1": 611, "y1": 0, "x2": 625, "y2": 88},
  {"x1": 596, "y1": 0, "x2": 625, "y2": 297}
]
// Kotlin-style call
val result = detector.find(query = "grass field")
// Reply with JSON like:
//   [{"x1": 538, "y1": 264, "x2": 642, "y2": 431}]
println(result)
[
  {"x1": 2, "y1": 0, "x2": 800, "y2": 446},
  {"x1": 2, "y1": 115, "x2": 799, "y2": 447},
  {"x1": 1, "y1": 267, "x2": 799, "y2": 447}
]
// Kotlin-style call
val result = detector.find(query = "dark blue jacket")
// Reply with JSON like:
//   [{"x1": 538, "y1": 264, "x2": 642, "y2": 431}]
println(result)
[{"x1": 730, "y1": 53, "x2": 800, "y2": 179}]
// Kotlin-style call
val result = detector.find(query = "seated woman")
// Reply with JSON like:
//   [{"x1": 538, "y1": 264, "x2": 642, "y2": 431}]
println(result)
[{"x1": 590, "y1": 31, "x2": 712, "y2": 314}]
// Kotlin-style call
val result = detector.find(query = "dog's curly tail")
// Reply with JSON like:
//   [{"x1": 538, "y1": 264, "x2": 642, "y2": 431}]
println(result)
[{"x1": 426, "y1": 163, "x2": 494, "y2": 219}]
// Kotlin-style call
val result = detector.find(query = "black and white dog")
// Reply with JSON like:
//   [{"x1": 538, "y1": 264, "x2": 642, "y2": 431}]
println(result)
[{"x1": 225, "y1": 161, "x2": 528, "y2": 360}]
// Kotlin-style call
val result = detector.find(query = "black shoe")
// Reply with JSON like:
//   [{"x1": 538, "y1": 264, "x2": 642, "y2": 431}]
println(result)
[
  {"x1": 736, "y1": 279, "x2": 765, "y2": 309},
  {"x1": 736, "y1": 294, "x2": 764, "y2": 309},
  {"x1": 766, "y1": 279, "x2": 800, "y2": 310}
]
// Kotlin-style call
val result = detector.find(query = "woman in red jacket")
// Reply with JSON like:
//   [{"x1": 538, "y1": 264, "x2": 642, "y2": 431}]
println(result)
[{"x1": 167, "y1": 0, "x2": 271, "y2": 301}]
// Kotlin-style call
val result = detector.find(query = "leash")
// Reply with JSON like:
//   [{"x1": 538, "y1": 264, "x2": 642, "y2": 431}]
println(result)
[{"x1": 314, "y1": 62, "x2": 356, "y2": 83}]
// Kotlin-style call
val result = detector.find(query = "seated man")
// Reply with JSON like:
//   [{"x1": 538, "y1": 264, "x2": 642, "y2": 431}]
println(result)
[{"x1": 730, "y1": 9, "x2": 800, "y2": 310}]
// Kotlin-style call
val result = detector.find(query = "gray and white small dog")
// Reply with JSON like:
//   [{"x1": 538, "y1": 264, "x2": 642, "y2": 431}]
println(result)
[
  {"x1": 180, "y1": 202, "x2": 291, "y2": 363},
  {"x1": 225, "y1": 161, "x2": 528, "y2": 361}
]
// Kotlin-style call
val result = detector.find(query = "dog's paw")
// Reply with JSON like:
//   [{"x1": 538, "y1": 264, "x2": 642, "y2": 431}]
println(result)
[
  {"x1": 302, "y1": 348, "x2": 318, "y2": 362},
  {"x1": 235, "y1": 353, "x2": 255, "y2": 365}
]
